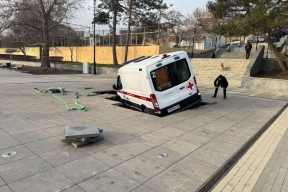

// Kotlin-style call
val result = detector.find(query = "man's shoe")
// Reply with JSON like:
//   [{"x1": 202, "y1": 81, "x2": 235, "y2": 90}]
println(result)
[
  {"x1": 212, "y1": 96, "x2": 216, "y2": 98},
  {"x1": 223, "y1": 97, "x2": 226, "y2": 99}
]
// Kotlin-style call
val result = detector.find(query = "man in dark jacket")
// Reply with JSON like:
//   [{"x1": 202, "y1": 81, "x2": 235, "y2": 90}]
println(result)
[
  {"x1": 212, "y1": 75, "x2": 228, "y2": 99},
  {"x1": 245, "y1": 42, "x2": 252, "y2": 59}
]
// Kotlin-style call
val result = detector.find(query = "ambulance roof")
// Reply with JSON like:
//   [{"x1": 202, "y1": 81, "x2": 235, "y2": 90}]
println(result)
[{"x1": 120, "y1": 51, "x2": 187, "y2": 70}]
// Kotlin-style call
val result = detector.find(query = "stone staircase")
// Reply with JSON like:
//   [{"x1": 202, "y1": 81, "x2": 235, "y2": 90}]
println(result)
[
  {"x1": 191, "y1": 58, "x2": 250, "y2": 87},
  {"x1": 190, "y1": 43, "x2": 263, "y2": 87}
]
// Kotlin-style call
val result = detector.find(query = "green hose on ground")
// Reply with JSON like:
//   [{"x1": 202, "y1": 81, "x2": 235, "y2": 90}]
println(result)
[{"x1": 34, "y1": 88, "x2": 87, "y2": 112}]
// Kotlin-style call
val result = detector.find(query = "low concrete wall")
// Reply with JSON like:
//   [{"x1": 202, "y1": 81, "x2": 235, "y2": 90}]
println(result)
[
  {"x1": 242, "y1": 77, "x2": 288, "y2": 93},
  {"x1": 243, "y1": 45, "x2": 265, "y2": 77},
  {"x1": 241, "y1": 45, "x2": 288, "y2": 92},
  {"x1": 0, "y1": 59, "x2": 119, "y2": 76}
]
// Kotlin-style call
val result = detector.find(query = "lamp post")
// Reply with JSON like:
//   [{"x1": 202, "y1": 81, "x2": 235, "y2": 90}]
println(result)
[{"x1": 93, "y1": 0, "x2": 97, "y2": 75}]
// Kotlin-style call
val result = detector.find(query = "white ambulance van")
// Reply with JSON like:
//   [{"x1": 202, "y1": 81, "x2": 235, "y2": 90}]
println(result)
[{"x1": 114, "y1": 51, "x2": 201, "y2": 116}]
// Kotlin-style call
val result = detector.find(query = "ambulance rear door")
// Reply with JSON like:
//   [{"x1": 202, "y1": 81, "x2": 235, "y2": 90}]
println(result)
[{"x1": 148, "y1": 60, "x2": 181, "y2": 110}]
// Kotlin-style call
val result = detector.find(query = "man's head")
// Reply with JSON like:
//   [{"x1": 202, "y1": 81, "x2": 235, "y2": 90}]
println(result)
[{"x1": 218, "y1": 75, "x2": 223, "y2": 80}]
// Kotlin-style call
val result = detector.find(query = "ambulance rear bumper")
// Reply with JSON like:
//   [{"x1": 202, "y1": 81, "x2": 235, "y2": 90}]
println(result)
[{"x1": 147, "y1": 93, "x2": 202, "y2": 116}]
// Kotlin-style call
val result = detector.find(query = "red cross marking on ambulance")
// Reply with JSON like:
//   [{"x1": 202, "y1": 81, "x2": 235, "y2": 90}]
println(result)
[{"x1": 187, "y1": 81, "x2": 194, "y2": 90}]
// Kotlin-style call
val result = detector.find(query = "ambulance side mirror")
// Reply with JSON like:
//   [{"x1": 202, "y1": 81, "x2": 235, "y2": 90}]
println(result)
[{"x1": 112, "y1": 84, "x2": 117, "y2": 90}]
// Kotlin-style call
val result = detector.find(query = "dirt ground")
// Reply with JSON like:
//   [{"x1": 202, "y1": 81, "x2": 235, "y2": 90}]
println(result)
[
  {"x1": 254, "y1": 70, "x2": 288, "y2": 80},
  {"x1": 22, "y1": 66, "x2": 82, "y2": 75}
]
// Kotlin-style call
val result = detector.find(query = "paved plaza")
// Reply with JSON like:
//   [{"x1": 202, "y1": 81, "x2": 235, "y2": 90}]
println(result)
[{"x1": 0, "y1": 69, "x2": 288, "y2": 192}]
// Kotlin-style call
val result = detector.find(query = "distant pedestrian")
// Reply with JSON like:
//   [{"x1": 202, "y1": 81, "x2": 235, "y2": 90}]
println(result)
[
  {"x1": 211, "y1": 52, "x2": 215, "y2": 58},
  {"x1": 212, "y1": 75, "x2": 228, "y2": 99},
  {"x1": 245, "y1": 42, "x2": 252, "y2": 59}
]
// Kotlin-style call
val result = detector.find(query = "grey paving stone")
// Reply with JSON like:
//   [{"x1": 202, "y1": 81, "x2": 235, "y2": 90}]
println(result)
[
  {"x1": 13, "y1": 130, "x2": 52, "y2": 144},
  {"x1": 0, "y1": 156, "x2": 51, "y2": 184},
  {"x1": 114, "y1": 156, "x2": 165, "y2": 184},
  {"x1": 78, "y1": 168, "x2": 140, "y2": 192},
  {"x1": 0, "y1": 129, "x2": 9, "y2": 138},
  {"x1": 0, "y1": 176, "x2": 5, "y2": 187},
  {"x1": 43, "y1": 126, "x2": 65, "y2": 138},
  {"x1": 0, "y1": 185, "x2": 12, "y2": 192},
  {"x1": 0, "y1": 119, "x2": 39, "y2": 135},
  {"x1": 171, "y1": 156, "x2": 219, "y2": 182},
  {"x1": 131, "y1": 185, "x2": 155, "y2": 192},
  {"x1": 205, "y1": 139, "x2": 241, "y2": 156},
  {"x1": 103, "y1": 132, "x2": 135, "y2": 145},
  {"x1": 0, "y1": 136, "x2": 20, "y2": 150},
  {"x1": 160, "y1": 139, "x2": 199, "y2": 155},
  {"x1": 56, "y1": 155, "x2": 110, "y2": 183},
  {"x1": 39, "y1": 145, "x2": 89, "y2": 167},
  {"x1": 8, "y1": 169, "x2": 74, "y2": 192},
  {"x1": 144, "y1": 168, "x2": 201, "y2": 192},
  {"x1": 92, "y1": 145, "x2": 136, "y2": 167},
  {"x1": 191, "y1": 147, "x2": 230, "y2": 167},
  {"x1": 119, "y1": 137, "x2": 156, "y2": 155},
  {"x1": 0, "y1": 145, "x2": 34, "y2": 166},
  {"x1": 24, "y1": 137, "x2": 67, "y2": 154},
  {"x1": 140, "y1": 146, "x2": 185, "y2": 167},
  {"x1": 62, "y1": 185, "x2": 85, "y2": 192},
  {"x1": 65, "y1": 124, "x2": 100, "y2": 139},
  {"x1": 177, "y1": 132, "x2": 212, "y2": 146}
]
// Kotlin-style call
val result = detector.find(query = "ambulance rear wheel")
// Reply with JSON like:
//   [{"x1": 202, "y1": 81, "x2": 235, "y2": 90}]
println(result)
[{"x1": 142, "y1": 105, "x2": 148, "y2": 114}]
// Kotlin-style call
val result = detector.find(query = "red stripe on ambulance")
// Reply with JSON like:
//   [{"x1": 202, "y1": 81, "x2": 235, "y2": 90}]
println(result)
[{"x1": 117, "y1": 90, "x2": 152, "y2": 102}]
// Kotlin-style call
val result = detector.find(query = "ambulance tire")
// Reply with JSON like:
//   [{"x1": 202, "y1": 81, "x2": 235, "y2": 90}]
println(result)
[
  {"x1": 120, "y1": 99, "x2": 127, "y2": 108},
  {"x1": 142, "y1": 105, "x2": 148, "y2": 114}
]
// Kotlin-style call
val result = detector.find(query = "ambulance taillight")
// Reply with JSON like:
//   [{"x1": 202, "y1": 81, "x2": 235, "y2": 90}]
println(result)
[
  {"x1": 150, "y1": 94, "x2": 160, "y2": 111},
  {"x1": 193, "y1": 76, "x2": 199, "y2": 93}
]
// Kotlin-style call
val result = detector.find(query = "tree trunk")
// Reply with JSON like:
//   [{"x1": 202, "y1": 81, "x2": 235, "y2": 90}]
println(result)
[
  {"x1": 112, "y1": 9, "x2": 118, "y2": 65},
  {"x1": 262, "y1": 33, "x2": 287, "y2": 73},
  {"x1": 124, "y1": 0, "x2": 133, "y2": 63},
  {"x1": 273, "y1": 48, "x2": 287, "y2": 73},
  {"x1": 41, "y1": 19, "x2": 50, "y2": 68}
]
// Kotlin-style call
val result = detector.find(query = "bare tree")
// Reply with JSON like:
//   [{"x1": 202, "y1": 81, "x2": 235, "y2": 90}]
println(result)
[
  {"x1": 184, "y1": 8, "x2": 219, "y2": 48},
  {"x1": 162, "y1": 10, "x2": 185, "y2": 45},
  {"x1": 0, "y1": 0, "x2": 86, "y2": 68}
]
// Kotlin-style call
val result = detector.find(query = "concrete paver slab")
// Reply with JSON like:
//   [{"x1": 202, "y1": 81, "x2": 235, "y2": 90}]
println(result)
[
  {"x1": 119, "y1": 137, "x2": 157, "y2": 155},
  {"x1": 13, "y1": 130, "x2": 52, "y2": 144},
  {"x1": 78, "y1": 169, "x2": 140, "y2": 192},
  {"x1": 160, "y1": 139, "x2": 199, "y2": 155},
  {"x1": 0, "y1": 129, "x2": 9, "y2": 138},
  {"x1": 39, "y1": 145, "x2": 89, "y2": 167},
  {"x1": 56, "y1": 155, "x2": 110, "y2": 183},
  {"x1": 24, "y1": 137, "x2": 67, "y2": 154},
  {"x1": 8, "y1": 169, "x2": 74, "y2": 192},
  {"x1": 131, "y1": 185, "x2": 155, "y2": 192},
  {"x1": 114, "y1": 156, "x2": 165, "y2": 184},
  {"x1": 0, "y1": 156, "x2": 51, "y2": 184},
  {"x1": 92, "y1": 145, "x2": 136, "y2": 167},
  {"x1": 139, "y1": 146, "x2": 185, "y2": 167},
  {"x1": 0, "y1": 185, "x2": 12, "y2": 192},
  {"x1": 144, "y1": 168, "x2": 201, "y2": 192},
  {"x1": 0, "y1": 176, "x2": 5, "y2": 187},
  {"x1": 0, "y1": 137, "x2": 20, "y2": 150},
  {"x1": 65, "y1": 124, "x2": 100, "y2": 139},
  {"x1": 171, "y1": 156, "x2": 219, "y2": 182},
  {"x1": 0, "y1": 145, "x2": 34, "y2": 166},
  {"x1": 62, "y1": 185, "x2": 85, "y2": 192}
]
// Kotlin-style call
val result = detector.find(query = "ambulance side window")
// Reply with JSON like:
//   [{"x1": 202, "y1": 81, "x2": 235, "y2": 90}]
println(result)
[
  {"x1": 170, "y1": 59, "x2": 191, "y2": 84},
  {"x1": 117, "y1": 76, "x2": 122, "y2": 89},
  {"x1": 150, "y1": 66, "x2": 174, "y2": 91}
]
